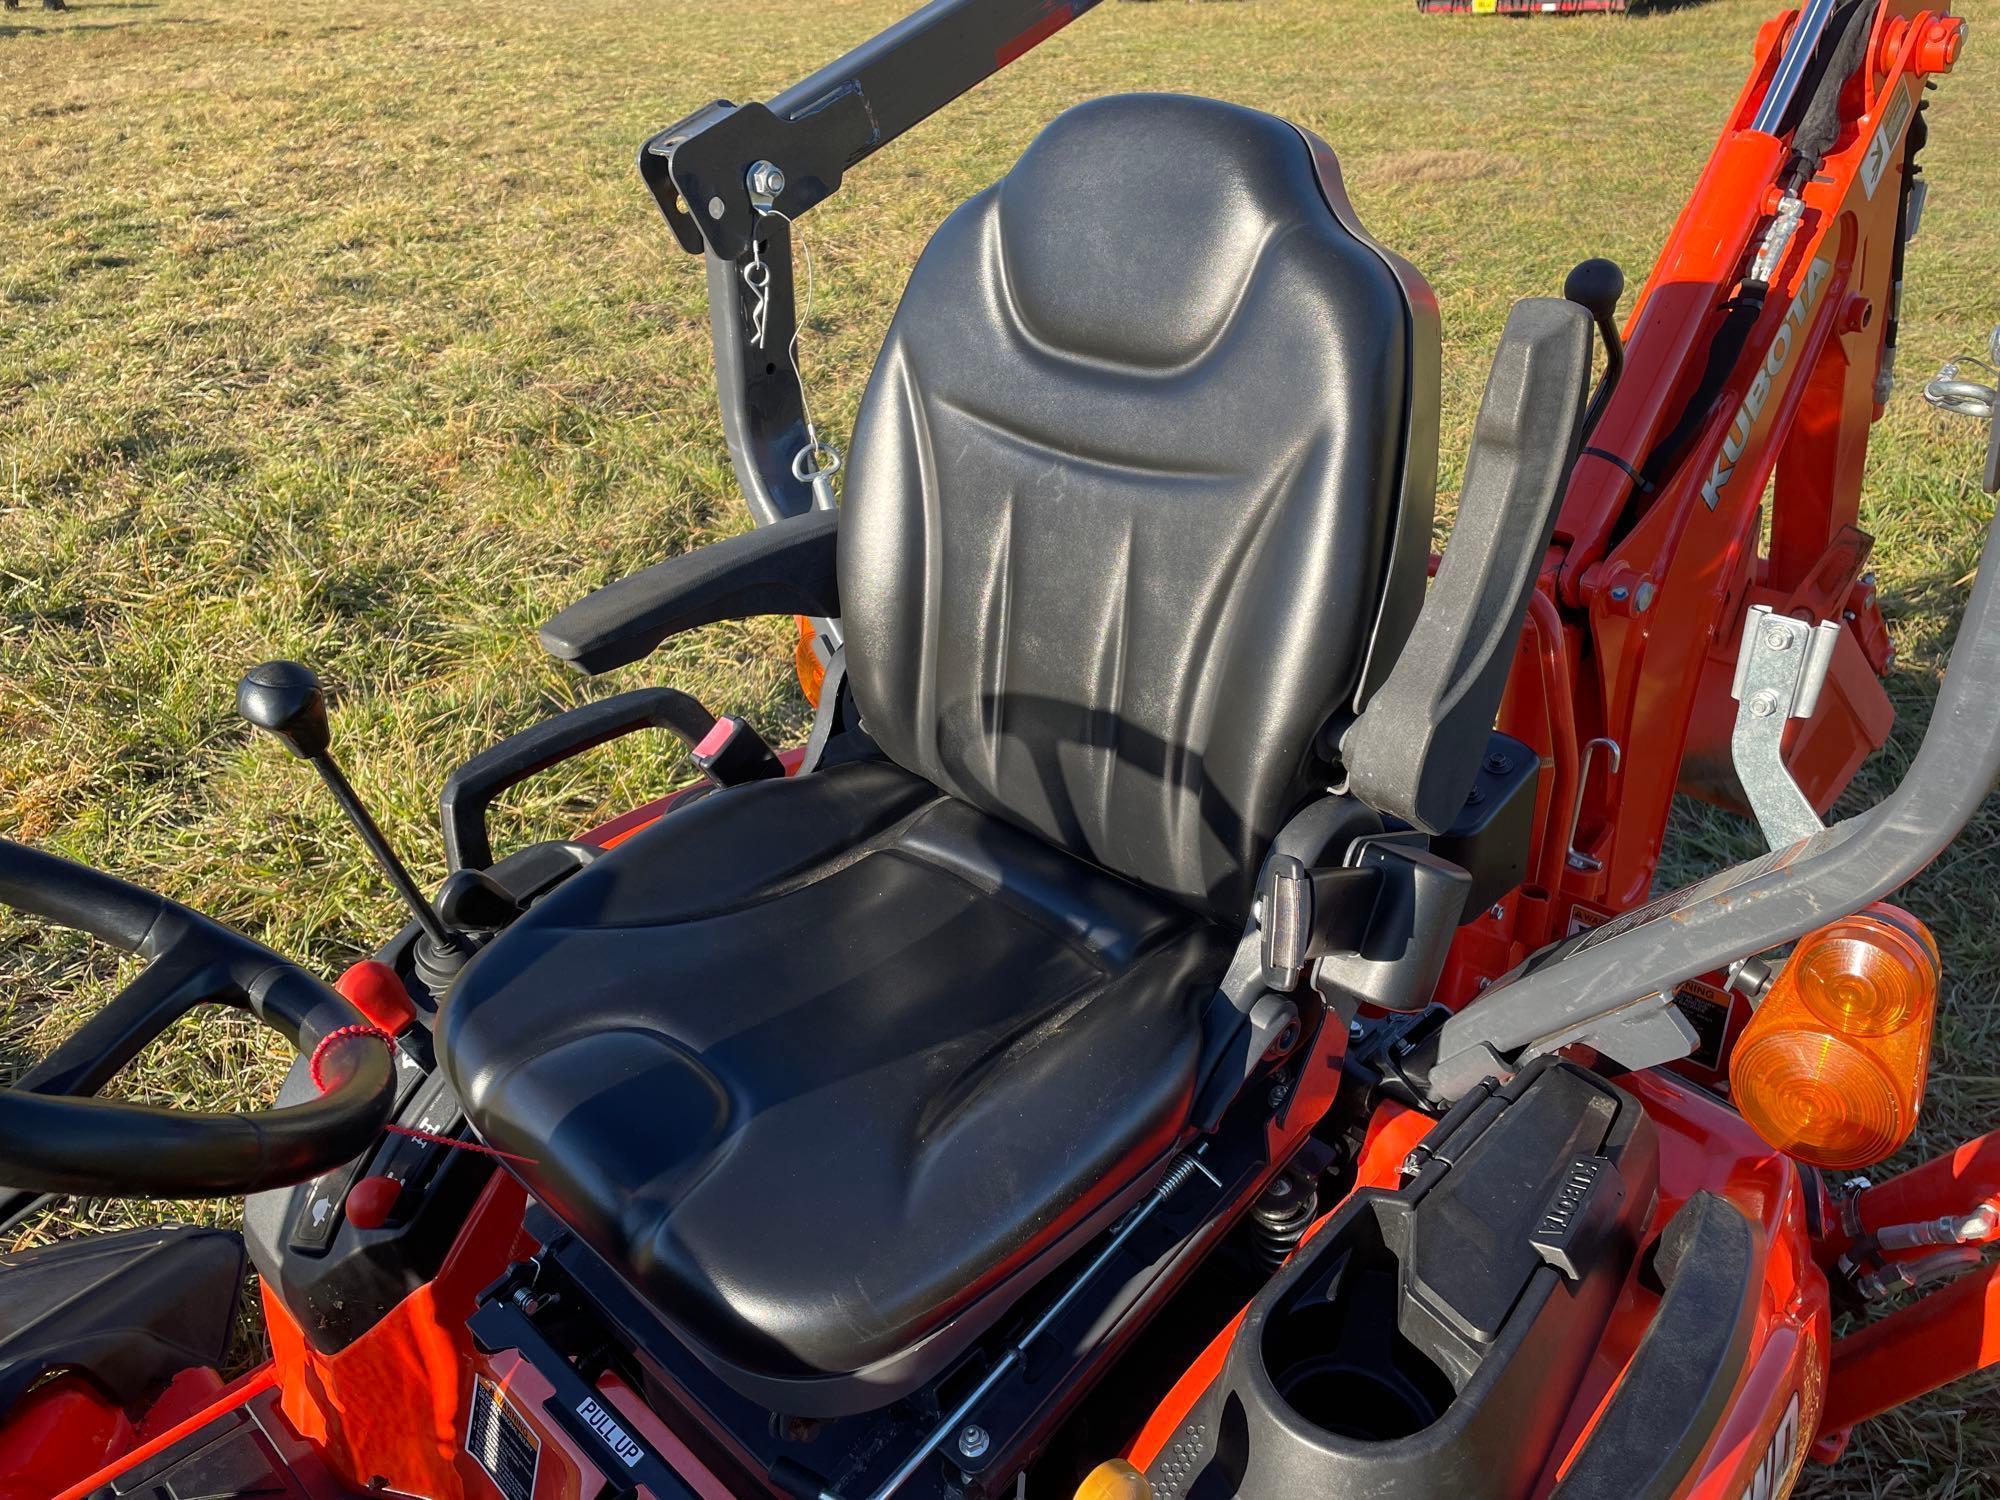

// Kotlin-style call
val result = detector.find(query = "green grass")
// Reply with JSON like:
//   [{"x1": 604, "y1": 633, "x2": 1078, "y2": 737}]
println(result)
[{"x1": 2, "y1": 0, "x2": 1996, "y2": 1490}]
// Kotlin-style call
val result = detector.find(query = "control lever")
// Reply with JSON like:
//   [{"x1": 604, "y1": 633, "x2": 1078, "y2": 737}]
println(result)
[
  {"x1": 1564, "y1": 258, "x2": 1625, "y2": 438},
  {"x1": 236, "y1": 661, "x2": 472, "y2": 988}
]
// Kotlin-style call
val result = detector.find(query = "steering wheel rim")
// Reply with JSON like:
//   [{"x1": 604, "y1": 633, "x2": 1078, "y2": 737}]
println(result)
[{"x1": 0, "y1": 837, "x2": 397, "y2": 1201}]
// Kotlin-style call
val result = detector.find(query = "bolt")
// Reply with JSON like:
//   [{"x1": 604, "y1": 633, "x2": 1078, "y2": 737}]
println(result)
[
  {"x1": 958, "y1": 1426, "x2": 990, "y2": 1461},
  {"x1": 1609, "y1": 585, "x2": 1631, "y2": 603},
  {"x1": 1488, "y1": 902, "x2": 1506, "y2": 920},
  {"x1": 1843, "y1": 609, "x2": 1857, "y2": 622},
  {"x1": 1764, "y1": 623, "x2": 1794, "y2": 651},
  {"x1": 1749, "y1": 691, "x2": 1780, "y2": 718},
  {"x1": 1465, "y1": 784, "x2": 1485, "y2": 806},
  {"x1": 706, "y1": 195, "x2": 726, "y2": 221},
  {"x1": 747, "y1": 159, "x2": 786, "y2": 199},
  {"x1": 1484, "y1": 751, "x2": 1514, "y2": 775},
  {"x1": 1348, "y1": 1018, "x2": 1365, "y2": 1040},
  {"x1": 1634, "y1": 581, "x2": 1657, "y2": 613},
  {"x1": 1268, "y1": 1082, "x2": 1289, "y2": 1109}
]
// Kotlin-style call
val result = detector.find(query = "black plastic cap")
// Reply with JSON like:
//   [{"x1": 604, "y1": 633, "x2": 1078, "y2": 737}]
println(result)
[
  {"x1": 236, "y1": 660, "x2": 329, "y2": 758},
  {"x1": 1563, "y1": 258, "x2": 1625, "y2": 327}
]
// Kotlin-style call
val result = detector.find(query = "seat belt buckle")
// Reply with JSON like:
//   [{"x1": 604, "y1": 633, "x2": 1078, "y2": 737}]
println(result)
[{"x1": 691, "y1": 715, "x2": 787, "y2": 786}]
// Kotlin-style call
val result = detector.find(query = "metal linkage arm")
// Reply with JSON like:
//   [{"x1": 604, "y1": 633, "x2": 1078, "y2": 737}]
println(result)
[
  {"x1": 642, "y1": 0, "x2": 1104, "y2": 262},
  {"x1": 636, "y1": 0, "x2": 1105, "y2": 522}
]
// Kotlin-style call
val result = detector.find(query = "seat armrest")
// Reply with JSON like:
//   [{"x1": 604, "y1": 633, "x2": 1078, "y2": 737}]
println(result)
[
  {"x1": 441, "y1": 687, "x2": 732, "y2": 871},
  {"x1": 1341, "y1": 298, "x2": 1592, "y2": 833},
  {"x1": 540, "y1": 508, "x2": 840, "y2": 675}
]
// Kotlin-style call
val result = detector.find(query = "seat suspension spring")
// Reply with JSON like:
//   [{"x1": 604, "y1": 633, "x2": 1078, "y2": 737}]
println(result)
[{"x1": 1250, "y1": 1169, "x2": 1318, "y2": 1271}]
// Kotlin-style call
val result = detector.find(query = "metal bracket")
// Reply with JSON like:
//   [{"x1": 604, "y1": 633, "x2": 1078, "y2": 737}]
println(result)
[
  {"x1": 1729, "y1": 603, "x2": 1842, "y2": 849},
  {"x1": 1517, "y1": 990, "x2": 1699, "y2": 1073}
]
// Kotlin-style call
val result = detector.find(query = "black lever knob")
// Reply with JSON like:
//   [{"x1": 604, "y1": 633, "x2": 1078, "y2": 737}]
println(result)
[
  {"x1": 236, "y1": 657, "x2": 472, "y2": 971},
  {"x1": 1563, "y1": 257, "x2": 1625, "y2": 332},
  {"x1": 237, "y1": 660, "x2": 331, "y2": 759},
  {"x1": 1564, "y1": 258, "x2": 1626, "y2": 439}
]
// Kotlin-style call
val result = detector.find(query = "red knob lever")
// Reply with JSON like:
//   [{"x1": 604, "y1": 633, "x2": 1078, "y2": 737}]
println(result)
[
  {"x1": 335, "y1": 960, "x2": 417, "y2": 1035},
  {"x1": 344, "y1": 1175, "x2": 402, "y2": 1232}
]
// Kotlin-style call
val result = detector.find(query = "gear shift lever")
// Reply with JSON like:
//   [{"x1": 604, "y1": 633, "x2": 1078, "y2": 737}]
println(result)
[
  {"x1": 1564, "y1": 257, "x2": 1626, "y2": 439},
  {"x1": 237, "y1": 661, "x2": 470, "y2": 985}
]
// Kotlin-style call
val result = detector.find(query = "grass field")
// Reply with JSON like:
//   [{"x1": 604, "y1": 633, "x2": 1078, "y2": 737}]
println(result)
[{"x1": 3, "y1": 0, "x2": 1997, "y2": 1490}]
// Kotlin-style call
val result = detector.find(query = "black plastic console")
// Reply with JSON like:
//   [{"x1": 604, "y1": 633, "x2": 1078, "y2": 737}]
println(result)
[{"x1": 1149, "y1": 1060, "x2": 1658, "y2": 1500}]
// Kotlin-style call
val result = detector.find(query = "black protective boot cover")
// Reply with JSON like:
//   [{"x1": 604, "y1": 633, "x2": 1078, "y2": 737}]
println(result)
[{"x1": 0, "y1": 1225, "x2": 245, "y2": 1416}]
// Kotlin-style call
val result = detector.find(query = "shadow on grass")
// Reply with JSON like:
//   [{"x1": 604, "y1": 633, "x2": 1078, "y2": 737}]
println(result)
[{"x1": 3, "y1": 15, "x2": 210, "y2": 38}]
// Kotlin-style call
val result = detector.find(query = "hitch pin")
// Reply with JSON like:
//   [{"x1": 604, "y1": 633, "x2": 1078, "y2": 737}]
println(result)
[{"x1": 741, "y1": 160, "x2": 786, "y2": 348}]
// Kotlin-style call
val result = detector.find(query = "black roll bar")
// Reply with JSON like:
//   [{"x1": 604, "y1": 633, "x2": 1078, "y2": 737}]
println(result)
[{"x1": 637, "y1": 0, "x2": 1105, "y2": 523}]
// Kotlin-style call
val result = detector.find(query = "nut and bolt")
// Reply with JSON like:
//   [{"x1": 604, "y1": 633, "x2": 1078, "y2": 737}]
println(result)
[
  {"x1": 510, "y1": 1284, "x2": 556, "y2": 1316},
  {"x1": 1483, "y1": 751, "x2": 1514, "y2": 775},
  {"x1": 1764, "y1": 623, "x2": 1794, "y2": 651},
  {"x1": 1748, "y1": 691, "x2": 1781, "y2": 718},
  {"x1": 1634, "y1": 581, "x2": 1656, "y2": 612},
  {"x1": 1348, "y1": 1018, "x2": 1366, "y2": 1040},
  {"x1": 747, "y1": 159, "x2": 787, "y2": 198},
  {"x1": 958, "y1": 1425, "x2": 991, "y2": 1461},
  {"x1": 1609, "y1": 585, "x2": 1630, "y2": 603}
]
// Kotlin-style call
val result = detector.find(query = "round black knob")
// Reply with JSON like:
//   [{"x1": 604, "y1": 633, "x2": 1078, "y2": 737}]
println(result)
[
  {"x1": 237, "y1": 660, "x2": 330, "y2": 758},
  {"x1": 1564, "y1": 258, "x2": 1625, "y2": 326}
]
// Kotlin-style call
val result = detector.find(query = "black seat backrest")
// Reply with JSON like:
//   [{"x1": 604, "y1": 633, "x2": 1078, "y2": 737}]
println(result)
[{"x1": 839, "y1": 94, "x2": 1440, "y2": 922}]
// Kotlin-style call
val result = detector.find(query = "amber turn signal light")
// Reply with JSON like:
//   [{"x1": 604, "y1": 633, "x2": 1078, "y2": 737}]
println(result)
[
  {"x1": 1730, "y1": 904, "x2": 1940, "y2": 1170},
  {"x1": 794, "y1": 616, "x2": 827, "y2": 709},
  {"x1": 1075, "y1": 1460, "x2": 1154, "y2": 1500}
]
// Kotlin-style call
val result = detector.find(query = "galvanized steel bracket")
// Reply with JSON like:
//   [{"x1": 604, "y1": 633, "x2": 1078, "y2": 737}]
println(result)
[{"x1": 1729, "y1": 603, "x2": 1843, "y2": 850}]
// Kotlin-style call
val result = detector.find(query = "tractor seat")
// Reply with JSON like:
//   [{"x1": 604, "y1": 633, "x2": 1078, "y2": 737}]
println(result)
[
  {"x1": 442, "y1": 759, "x2": 1234, "y2": 1413},
  {"x1": 440, "y1": 92, "x2": 1439, "y2": 1416}
]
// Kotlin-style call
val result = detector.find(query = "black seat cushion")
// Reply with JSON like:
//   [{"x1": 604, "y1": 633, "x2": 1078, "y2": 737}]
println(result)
[
  {"x1": 840, "y1": 93, "x2": 1436, "y2": 923},
  {"x1": 441, "y1": 759, "x2": 1232, "y2": 1412}
]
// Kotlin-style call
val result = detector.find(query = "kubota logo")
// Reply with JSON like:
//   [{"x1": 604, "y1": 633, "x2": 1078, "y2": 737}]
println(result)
[
  {"x1": 1734, "y1": 1392, "x2": 1800, "y2": 1500},
  {"x1": 1701, "y1": 257, "x2": 1832, "y2": 511}
]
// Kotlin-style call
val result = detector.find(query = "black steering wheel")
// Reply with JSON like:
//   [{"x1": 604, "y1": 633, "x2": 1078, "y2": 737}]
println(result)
[{"x1": 0, "y1": 838, "x2": 397, "y2": 1206}]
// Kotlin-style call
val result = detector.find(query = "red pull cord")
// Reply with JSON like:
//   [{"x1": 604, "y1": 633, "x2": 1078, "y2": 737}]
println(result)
[{"x1": 310, "y1": 1025, "x2": 538, "y2": 1166}]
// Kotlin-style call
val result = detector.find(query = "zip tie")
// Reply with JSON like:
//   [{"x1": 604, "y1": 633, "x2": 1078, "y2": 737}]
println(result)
[
  {"x1": 381, "y1": 1121, "x2": 540, "y2": 1167},
  {"x1": 309, "y1": 1024, "x2": 539, "y2": 1166},
  {"x1": 309, "y1": 1023, "x2": 395, "y2": 1092}
]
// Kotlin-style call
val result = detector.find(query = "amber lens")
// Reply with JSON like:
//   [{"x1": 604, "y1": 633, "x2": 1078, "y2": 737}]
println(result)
[
  {"x1": 1794, "y1": 921, "x2": 1929, "y2": 1037},
  {"x1": 793, "y1": 616, "x2": 826, "y2": 709},
  {"x1": 1732, "y1": 1030, "x2": 1907, "y2": 1169}
]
